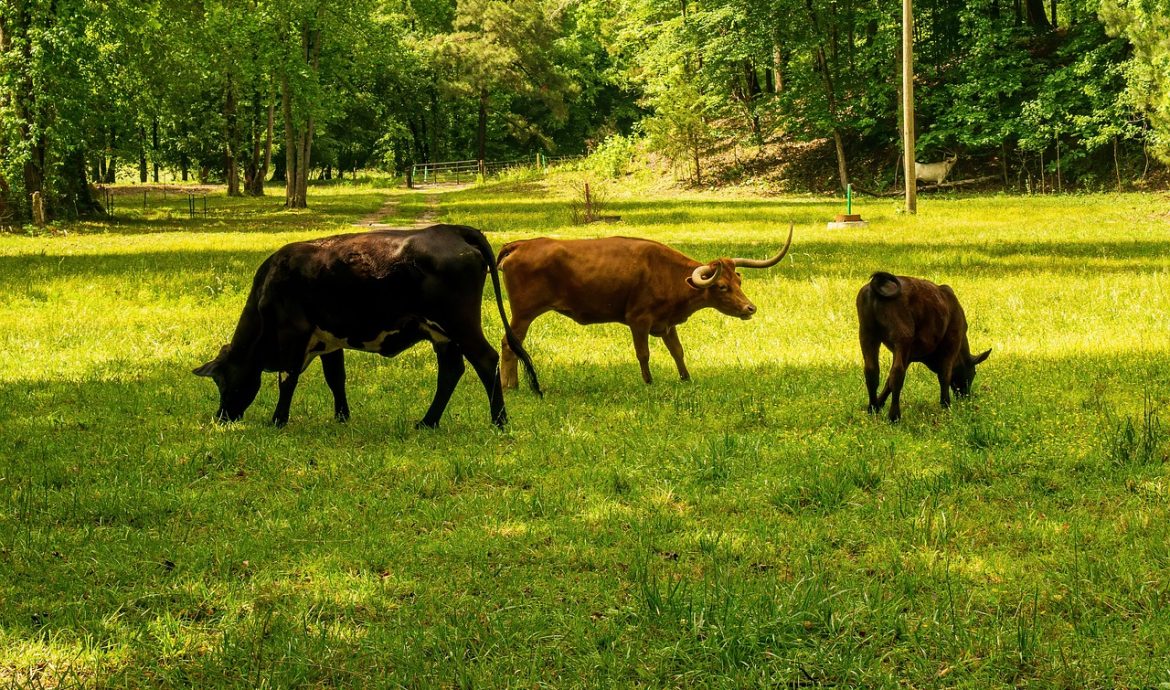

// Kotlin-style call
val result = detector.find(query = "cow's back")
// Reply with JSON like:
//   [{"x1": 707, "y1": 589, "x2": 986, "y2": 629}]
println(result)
[
  {"x1": 255, "y1": 226, "x2": 487, "y2": 337},
  {"x1": 498, "y1": 236, "x2": 691, "y2": 324},
  {"x1": 862, "y1": 275, "x2": 959, "y2": 359}
]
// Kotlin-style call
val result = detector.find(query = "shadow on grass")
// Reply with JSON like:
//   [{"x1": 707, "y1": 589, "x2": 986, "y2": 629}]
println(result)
[{"x1": 7, "y1": 233, "x2": 1165, "y2": 301}]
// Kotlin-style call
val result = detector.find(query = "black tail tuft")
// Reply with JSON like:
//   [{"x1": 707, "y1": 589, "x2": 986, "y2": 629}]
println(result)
[
  {"x1": 869, "y1": 272, "x2": 901, "y2": 299},
  {"x1": 455, "y1": 225, "x2": 543, "y2": 396}
]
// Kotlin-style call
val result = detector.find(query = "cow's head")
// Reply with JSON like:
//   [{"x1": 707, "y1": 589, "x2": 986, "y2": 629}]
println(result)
[
  {"x1": 687, "y1": 259, "x2": 757, "y2": 319},
  {"x1": 193, "y1": 344, "x2": 262, "y2": 422},
  {"x1": 951, "y1": 348, "x2": 991, "y2": 397},
  {"x1": 687, "y1": 223, "x2": 794, "y2": 320}
]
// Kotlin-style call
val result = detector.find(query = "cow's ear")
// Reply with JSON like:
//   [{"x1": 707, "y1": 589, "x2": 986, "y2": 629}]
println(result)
[
  {"x1": 193, "y1": 360, "x2": 219, "y2": 378},
  {"x1": 972, "y1": 348, "x2": 991, "y2": 365}
]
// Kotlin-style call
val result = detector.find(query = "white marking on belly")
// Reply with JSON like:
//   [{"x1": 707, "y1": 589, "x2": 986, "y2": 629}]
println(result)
[
  {"x1": 361, "y1": 330, "x2": 401, "y2": 351},
  {"x1": 303, "y1": 328, "x2": 348, "y2": 369},
  {"x1": 420, "y1": 320, "x2": 450, "y2": 343},
  {"x1": 308, "y1": 328, "x2": 348, "y2": 353}
]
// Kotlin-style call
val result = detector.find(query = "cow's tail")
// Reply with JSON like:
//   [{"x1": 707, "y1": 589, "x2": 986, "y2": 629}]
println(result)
[
  {"x1": 868, "y1": 271, "x2": 902, "y2": 299},
  {"x1": 456, "y1": 226, "x2": 543, "y2": 397}
]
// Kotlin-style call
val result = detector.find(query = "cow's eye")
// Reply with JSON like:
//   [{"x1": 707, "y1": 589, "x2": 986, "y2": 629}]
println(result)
[{"x1": 718, "y1": 285, "x2": 729, "y2": 292}]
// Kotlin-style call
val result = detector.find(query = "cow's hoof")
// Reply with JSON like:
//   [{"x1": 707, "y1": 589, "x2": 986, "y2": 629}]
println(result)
[
  {"x1": 335, "y1": 409, "x2": 350, "y2": 423},
  {"x1": 271, "y1": 416, "x2": 288, "y2": 428},
  {"x1": 867, "y1": 405, "x2": 882, "y2": 415},
  {"x1": 415, "y1": 419, "x2": 439, "y2": 430}
]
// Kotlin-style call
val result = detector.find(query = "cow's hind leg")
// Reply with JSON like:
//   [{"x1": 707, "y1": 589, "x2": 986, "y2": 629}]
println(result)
[
  {"x1": 321, "y1": 350, "x2": 350, "y2": 422},
  {"x1": 861, "y1": 331, "x2": 882, "y2": 413},
  {"x1": 461, "y1": 332, "x2": 507, "y2": 427},
  {"x1": 500, "y1": 314, "x2": 536, "y2": 390},
  {"x1": 661, "y1": 327, "x2": 690, "y2": 381},
  {"x1": 876, "y1": 347, "x2": 909, "y2": 423},
  {"x1": 417, "y1": 342, "x2": 467, "y2": 429}
]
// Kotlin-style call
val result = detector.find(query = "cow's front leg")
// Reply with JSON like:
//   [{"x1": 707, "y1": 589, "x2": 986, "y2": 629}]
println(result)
[
  {"x1": 418, "y1": 342, "x2": 466, "y2": 429},
  {"x1": 320, "y1": 350, "x2": 350, "y2": 422},
  {"x1": 661, "y1": 326, "x2": 690, "y2": 381},
  {"x1": 936, "y1": 364, "x2": 953, "y2": 410},
  {"x1": 631, "y1": 326, "x2": 653, "y2": 384},
  {"x1": 272, "y1": 372, "x2": 301, "y2": 428}
]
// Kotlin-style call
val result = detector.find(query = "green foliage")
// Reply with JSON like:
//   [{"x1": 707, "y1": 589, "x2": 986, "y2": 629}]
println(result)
[
  {"x1": 1100, "y1": 0, "x2": 1170, "y2": 162},
  {"x1": 584, "y1": 133, "x2": 639, "y2": 178}
]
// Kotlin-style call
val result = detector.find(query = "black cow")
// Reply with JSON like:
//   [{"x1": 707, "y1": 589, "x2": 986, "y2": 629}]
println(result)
[{"x1": 194, "y1": 224, "x2": 540, "y2": 428}]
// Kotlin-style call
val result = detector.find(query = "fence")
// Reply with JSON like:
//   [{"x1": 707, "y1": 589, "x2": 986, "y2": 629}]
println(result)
[
  {"x1": 410, "y1": 153, "x2": 584, "y2": 185},
  {"x1": 95, "y1": 185, "x2": 210, "y2": 218}
]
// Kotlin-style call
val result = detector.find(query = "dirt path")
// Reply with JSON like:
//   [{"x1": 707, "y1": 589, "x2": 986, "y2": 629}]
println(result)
[{"x1": 355, "y1": 183, "x2": 471, "y2": 230}]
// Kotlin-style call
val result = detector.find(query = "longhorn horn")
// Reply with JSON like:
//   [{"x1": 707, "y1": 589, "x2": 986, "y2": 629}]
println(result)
[
  {"x1": 690, "y1": 262, "x2": 721, "y2": 287},
  {"x1": 732, "y1": 223, "x2": 794, "y2": 269}
]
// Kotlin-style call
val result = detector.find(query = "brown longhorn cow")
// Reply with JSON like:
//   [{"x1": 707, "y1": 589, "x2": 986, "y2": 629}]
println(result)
[
  {"x1": 496, "y1": 224, "x2": 793, "y2": 386},
  {"x1": 856, "y1": 272, "x2": 991, "y2": 422}
]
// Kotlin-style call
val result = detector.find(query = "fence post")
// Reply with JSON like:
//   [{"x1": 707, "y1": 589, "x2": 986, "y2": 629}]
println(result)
[
  {"x1": 478, "y1": 160, "x2": 486, "y2": 178},
  {"x1": 143, "y1": 190, "x2": 147, "y2": 210},
  {"x1": 31, "y1": 192, "x2": 45, "y2": 226}
]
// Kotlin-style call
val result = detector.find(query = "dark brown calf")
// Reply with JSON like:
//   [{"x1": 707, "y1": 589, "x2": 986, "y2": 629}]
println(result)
[{"x1": 856, "y1": 272, "x2": 990, "y2": 422}]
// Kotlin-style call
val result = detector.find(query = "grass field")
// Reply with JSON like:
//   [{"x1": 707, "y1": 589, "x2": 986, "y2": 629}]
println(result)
[{"x1": 1, "y1": 178, "x2": 1168, "y2": 687}]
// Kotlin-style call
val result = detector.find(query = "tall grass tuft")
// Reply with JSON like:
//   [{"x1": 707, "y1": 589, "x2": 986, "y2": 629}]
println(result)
[{"x1": 1103, "y1": 393, "x2": 1166, "y2": 467}]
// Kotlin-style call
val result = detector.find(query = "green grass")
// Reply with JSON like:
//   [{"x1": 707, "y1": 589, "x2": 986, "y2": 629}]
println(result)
[{"x1": 1, "y1": 178, "x2": 1169, "y2": 687}]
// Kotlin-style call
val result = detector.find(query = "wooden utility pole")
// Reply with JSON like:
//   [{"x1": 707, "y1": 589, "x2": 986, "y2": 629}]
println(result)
[{"x1": 902, "y1": 0, "x2": 917, "y2": 213}]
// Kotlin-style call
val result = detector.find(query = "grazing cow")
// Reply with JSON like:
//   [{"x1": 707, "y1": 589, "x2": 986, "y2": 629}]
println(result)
[
  {"x1": 915, "y1": 154, "x2": 959, "y2": 185},
  {"x1": 193, "y1": 224, "x2": 540, "y2": 428},
  {"x1": 496, "y1": 224, "x2": 793, "y2": 386},
  {"x1": 856, "y1": 272, "x2": 990, "y2": 422}
]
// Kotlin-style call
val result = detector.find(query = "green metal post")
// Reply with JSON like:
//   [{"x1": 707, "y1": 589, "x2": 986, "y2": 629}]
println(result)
[{"x1": 847, "y1": 183, "x2": 852, "y2": 215}]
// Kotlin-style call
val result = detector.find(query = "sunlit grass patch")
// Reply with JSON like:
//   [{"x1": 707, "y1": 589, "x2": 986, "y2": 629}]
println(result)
[{"x1": 1, "y1": 180, "x2": 1169, "y2": 686}]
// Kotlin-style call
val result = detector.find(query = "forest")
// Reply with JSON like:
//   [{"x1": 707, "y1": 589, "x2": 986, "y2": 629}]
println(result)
[{"x1": 0, "y1": 0, "x2": 1168, "y2": 222}]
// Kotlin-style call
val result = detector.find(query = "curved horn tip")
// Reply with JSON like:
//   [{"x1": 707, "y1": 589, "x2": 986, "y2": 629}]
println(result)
[
  {"x1": 690, "y1": 262, "x2": 721, "y2": 287},
  {"x1": 732, "y1": 223, "x2": 794, "y2": 269}
]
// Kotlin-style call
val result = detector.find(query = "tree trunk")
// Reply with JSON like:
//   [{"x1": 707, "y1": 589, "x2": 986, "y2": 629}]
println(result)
[
  {"x1": 225, "y1": 73, "x2": 241, "y2": 197},
  {"x1": 282, "y1": 71, "x2": 299, "y2": 207},
  {"x1": 283, "y1": 19, "x2": 320, "y2": 209},
  {"x1": 1113, "y1": 137, "x2": 1122, "y2": 192},
  {"x1": 151, "y1": 117, "x2": 160, "y2": 183},
  {"x1": 138, "y1": 126, "x2": 148, "y2": 183},
  {"x1": 1025, "y1": 0, "x2": 1052, "y2": 31},
  {"x1": 104, "y1": 126, "x2": 117, "y2": 183},
  {"x1": 692, "y1": 134, "x2": 702, "y2": 185},
  {"x1": 256, "y1": 94, "x2": 274, "y2": 193},
  {"x1": 477, "y1": 88, "x2": 488, "y2": 165},
  {"x1": 63, "y1": 148, "x2": 103, "y2": 217},
  {"x1": 1000, "y1": 141, "x2": 1010, "y2": 188},
  {"x1": 244, "y1": 85, "x2": 265, "y2": 196},
  {"x1": 813, "y1": 42, "x2": 849, "y2": 191}
]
